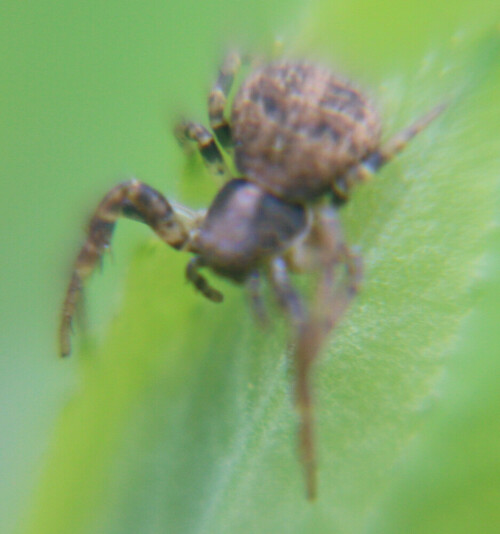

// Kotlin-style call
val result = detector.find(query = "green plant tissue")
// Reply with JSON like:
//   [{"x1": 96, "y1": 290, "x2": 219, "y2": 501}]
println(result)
[{"x1": 6, "y1": 1, "x2": 500, "y2": 534}]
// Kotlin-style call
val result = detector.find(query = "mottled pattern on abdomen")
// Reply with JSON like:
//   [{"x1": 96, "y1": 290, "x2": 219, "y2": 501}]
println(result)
[{"x1": 231, "y1": 61, "x2": 381, "y2": 202}]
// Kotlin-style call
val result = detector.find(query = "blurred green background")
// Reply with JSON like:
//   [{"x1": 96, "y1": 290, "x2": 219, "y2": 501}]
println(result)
[{"x1": 1, "y1": 1, "x2": 500, "y2": 533}]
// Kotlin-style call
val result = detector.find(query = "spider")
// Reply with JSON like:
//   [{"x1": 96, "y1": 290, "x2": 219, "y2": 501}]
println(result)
[{"x1": 59, "y1": 51, "x2": 444, "y2": 499}]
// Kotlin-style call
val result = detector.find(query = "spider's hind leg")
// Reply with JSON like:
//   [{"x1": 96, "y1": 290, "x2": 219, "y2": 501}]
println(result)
[
  {"x1": 186, "y1": 256, "x2": 224, "y2": 303},
  {"x1": 245, "y1": 270, "x2": 269, "y2": 328},
  {"x1": 208, "y1": 50, "x2": 242, "y2": 149},
  {"x1": 174, "y1": 120, "x2": 231, "y2": 182},
  {"x1": 348, "y1": 103, "x2": 446, "y2": 186}
]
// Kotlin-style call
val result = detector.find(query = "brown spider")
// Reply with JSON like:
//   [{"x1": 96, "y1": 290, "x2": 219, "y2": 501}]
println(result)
[{"x1": 59, "y1": 51, "x2": 444, "y2": 499}]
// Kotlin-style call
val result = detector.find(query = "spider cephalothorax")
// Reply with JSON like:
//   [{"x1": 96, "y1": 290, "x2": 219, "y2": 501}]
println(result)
[{"x1": 59, "y1": 51, "x2": 443, "y2": 499}]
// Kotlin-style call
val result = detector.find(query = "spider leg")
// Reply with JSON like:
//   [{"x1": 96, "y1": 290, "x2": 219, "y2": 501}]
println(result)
[
  {"x1": 245, "y1": 270, "x2": 269, "y2": 327},
  {"x1": 208, "y1": 50, "x2": 242, "y2": 149},
  {"x1": 310, "y1": 206, "x2": 363, "y2": 336},
  {"x1": 269, "y1": 257, "x2": 305, "y2": 328},
  {"x1": 174, "y1": 120, "x2": 231, "y2": 182},
  {"x1": 335, "y1": 103, "x2": 447, "y2": 200},
  {"x1": 174, "y1": 51, "x2": 244, "y2": 181},
  {"x1": 186, "y1": 256, "x2": 223, "y2": 303},
  {"x1": 278, "y1": 205, "x2": 364, "y2": 500},
  {"x1": 59, "y1": 179, "x2": 198, "y2": 357},
  {"x1": 269, "y1": 257, "x2": 319, "y2": 499},
  {"x1": 369, "y1": 103, "x2": 447, "y2": 172}
]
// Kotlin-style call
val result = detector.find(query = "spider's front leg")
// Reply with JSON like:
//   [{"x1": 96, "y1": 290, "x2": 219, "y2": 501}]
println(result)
[
  {"x1": 59, "y1": 179, "x2": 200, "y2": 357},
  {"x1": 338, "y1": 103, "x2": 447, "y2": 196},
  {"x1": 274, "y1": 206, "x2": 363, "y2": 500},
  {"x1": 245, "y1": 270, "x2": 269, "y2": 328}
]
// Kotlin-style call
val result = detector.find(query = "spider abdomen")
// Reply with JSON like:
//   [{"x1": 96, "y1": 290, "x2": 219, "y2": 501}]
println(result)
[{"x1": 231, "y1": 61, "x2": 381, "y2": 202}]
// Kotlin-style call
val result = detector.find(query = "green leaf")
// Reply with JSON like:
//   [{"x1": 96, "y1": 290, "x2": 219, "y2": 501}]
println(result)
[{"x1": 18, "y1": 4, "x2": 500, "y2": 534}]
